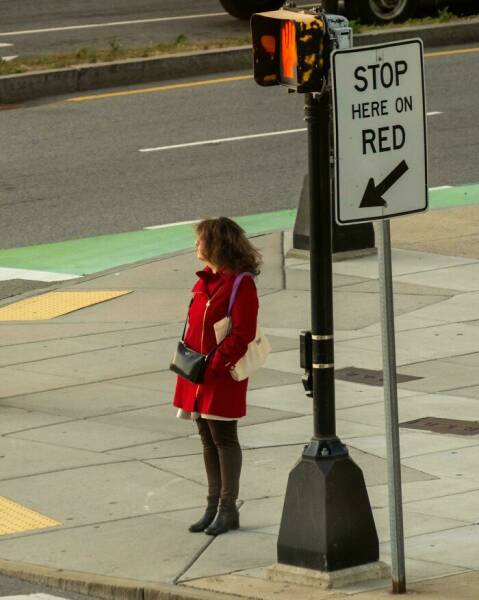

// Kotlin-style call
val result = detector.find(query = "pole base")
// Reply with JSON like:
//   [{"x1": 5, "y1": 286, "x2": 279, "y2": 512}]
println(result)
[
  {"x1": 277, "y1": 450, "x2": 379, "y2": 571},
  {"x1": 268, "y1": 561, "x2": 390, "y2": 590}
]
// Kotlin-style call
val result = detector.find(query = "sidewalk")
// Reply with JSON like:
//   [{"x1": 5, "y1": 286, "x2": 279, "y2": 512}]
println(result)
[{"x1": 0, "y1": 206, "x2": 478, "y2": 599}]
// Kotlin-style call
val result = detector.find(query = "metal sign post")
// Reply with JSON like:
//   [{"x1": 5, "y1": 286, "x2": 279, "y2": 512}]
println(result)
[
  {"x1": 332, "y1": 38, "x2": 429, "y2": 594},
  {"x1": 377, "y1": 220, "x2": 406, "y2": 594}
]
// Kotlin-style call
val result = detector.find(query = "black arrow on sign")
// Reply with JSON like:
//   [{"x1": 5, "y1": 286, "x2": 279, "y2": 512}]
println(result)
[{"x1": 360, "y1": 160, "x2": 409, "y2": 209}]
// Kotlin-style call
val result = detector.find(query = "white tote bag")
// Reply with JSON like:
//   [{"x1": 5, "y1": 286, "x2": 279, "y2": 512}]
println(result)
[{"x1": 213, "y1": 273, "x2": 271, "y2": 382}]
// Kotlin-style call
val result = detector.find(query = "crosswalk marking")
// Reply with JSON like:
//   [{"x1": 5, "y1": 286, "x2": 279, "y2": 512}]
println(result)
[
  {"x1": 0, "y1": 267, "x2": 79, "y2": 282},
  {"x1": 0, "y1": 595, "x2": 66, "y2": 599}
]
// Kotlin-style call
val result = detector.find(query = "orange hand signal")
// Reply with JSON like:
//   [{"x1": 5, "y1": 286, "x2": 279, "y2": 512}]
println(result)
[{"x1": 280, "y1": 20, "x2": 297, "y2": 81}]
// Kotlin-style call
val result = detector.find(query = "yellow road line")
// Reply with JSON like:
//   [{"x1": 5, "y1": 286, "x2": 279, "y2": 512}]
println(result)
[
  {"x1": 425, "y1": 46, "x2": 479, "y2": 58},
  {"x1": 68, "y1": 74, "x2": 252, "y2": 102},
  {"x1": 67, "y1": 46, "x2": 479, "y2": 103}
]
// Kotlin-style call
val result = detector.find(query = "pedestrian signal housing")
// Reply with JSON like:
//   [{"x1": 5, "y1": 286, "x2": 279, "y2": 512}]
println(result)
[{"x1": 251, "y1": 8, "x2": 352, "y2": 93}]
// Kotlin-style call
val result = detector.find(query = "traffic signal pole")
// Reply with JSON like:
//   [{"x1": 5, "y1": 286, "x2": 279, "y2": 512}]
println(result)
[
  {"x1": 276, "y1": 88, "x2": 381, "y2": 573},
  {"x1": 307, "y1": 91, "x2": 337, "y2": 443},
  {"x1": 250, "y1": 4, "x2": 384, "y2": 577}
]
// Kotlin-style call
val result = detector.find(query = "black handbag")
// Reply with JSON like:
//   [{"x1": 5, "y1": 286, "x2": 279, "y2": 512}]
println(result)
[{"x1": 170, "y1": 300, "x2": 215, "y2": 384}]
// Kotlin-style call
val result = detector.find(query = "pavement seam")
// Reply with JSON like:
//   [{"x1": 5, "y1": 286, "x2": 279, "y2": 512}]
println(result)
[
  {"x1": 399, "y1": 441, "x2": 479, "y2": 459},
  {"x1": 172, "y1": 537, "x2": 216, "y2": 585},
  {"x1": 0, "y1": 458, "x2": 132, "y2": 484},
  {"x1": 142, "y1": 460, "x2": 206, "y2": 489},
  {"x1": 0, "y1": 367, "x2": 171, "y2": 402},
  {"x1": 0, "y1": 335, "x2": 179, "y2": 369},
  {"x1": 0, "y1": 502, "x2": 216, "y2": 543},
  {"x1": 0, "y1": 323, "x2": 183, "y2": 349}
]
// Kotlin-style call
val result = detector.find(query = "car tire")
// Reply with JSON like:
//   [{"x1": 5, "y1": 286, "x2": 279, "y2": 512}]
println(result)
[
  {"x1": 219, "y1": 0, "x2": 284, "y2": 20},
  {"x1": 344, "y1": 0, "x2": 419, "y2": 23}
]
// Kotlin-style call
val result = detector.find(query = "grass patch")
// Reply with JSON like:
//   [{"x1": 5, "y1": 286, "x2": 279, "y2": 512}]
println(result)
[{"x1": 0, "y1": 34, "x2": 251, "y2": 76}]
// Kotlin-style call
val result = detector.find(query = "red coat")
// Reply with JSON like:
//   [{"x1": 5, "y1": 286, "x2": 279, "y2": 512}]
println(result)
[{"x1": 173, "y1": 266, "x2": 259, "y2": 419}]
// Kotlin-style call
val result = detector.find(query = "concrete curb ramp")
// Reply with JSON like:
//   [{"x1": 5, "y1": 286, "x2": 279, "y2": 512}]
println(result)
[
  {"x1": 1, "y1": 18, "x2": 478, "y2": 104},
  {"x1": 0, "y1": 559, "x2": 237, "y2": 600}
]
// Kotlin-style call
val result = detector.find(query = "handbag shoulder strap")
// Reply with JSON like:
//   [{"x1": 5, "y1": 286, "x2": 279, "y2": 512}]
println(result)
[
  {"x1": 180, "y1": 297, "x2": 194, "y2": 341},
  {"x1": 227, "y1": 272, "x2": 253, "y2": 316}
]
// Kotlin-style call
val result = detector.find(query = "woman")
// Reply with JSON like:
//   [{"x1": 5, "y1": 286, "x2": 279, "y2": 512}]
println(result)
[{"x1": 173, "y1": 216, "x2": 261, "y2": 536}]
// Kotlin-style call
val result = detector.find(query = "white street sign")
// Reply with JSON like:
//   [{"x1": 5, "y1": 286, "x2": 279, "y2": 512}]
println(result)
[{"x1": 332, "y1": 39, "x2": 428, "y2": 225}]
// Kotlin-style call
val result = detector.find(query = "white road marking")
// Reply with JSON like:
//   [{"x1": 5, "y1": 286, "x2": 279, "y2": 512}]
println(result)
[
  {"x1": 139, "y1": 128, "x2": 307, "y2": 153},
  {"x1": 0, "y1": 267, "x2": 79, "y2": 282},
  {"x1": 144, "y1": 219, "x2": 198, "y2": 230},
  {"x1": 140, "y1": 112, "x2": 441, "y2": 153},
  {"x1": 0, "y1": 13, "x2": 226, "y2": 37},
  {"x1": 0, "y1": 595, "x2": 65, "y2": 599},
  {"x1": 0, "y1": 42, "x2": 13, "y2": 47},
  {"x1": 430, "y1": 185, "x2": 452, "y2": 190},
  {"x1": 0, "y1": 4, "x2": 317, "y2": 38}
]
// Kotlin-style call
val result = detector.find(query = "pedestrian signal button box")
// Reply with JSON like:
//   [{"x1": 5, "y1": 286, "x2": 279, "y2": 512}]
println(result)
[{"x1": 251, "y1": 9, "x2": 329, "y2": 93}]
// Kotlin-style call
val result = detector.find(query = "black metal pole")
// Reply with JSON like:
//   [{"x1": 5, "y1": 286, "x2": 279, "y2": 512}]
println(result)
[
  {"x1": 276, "y1": 88, "x2": 380, "y2": 572},
  {"x1": 306, "y1": 91, "x2": 336, "y2": 442}
]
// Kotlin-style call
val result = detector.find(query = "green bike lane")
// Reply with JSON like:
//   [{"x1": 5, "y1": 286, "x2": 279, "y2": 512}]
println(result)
[{"x1": 1, "y1": 183, "x2": 478, "y2": 279}]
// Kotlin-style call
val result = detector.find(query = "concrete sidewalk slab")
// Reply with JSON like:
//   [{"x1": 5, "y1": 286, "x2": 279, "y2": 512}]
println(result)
[
  {"x1": 13, "y1": 345, "x2": 170, "y2": 383},
  {"x1": 338, "y1": 322, "x2": 479, "y2": 365},
  {"x1": 404, "y1": 489, "x2": 479, "y2": 523},
  {"x1": 180, "y1": 530, "x2": 277, "y2": 582},
  {"x1": 0, "y1": 381, "x2": 171, "y2": 418},
  {"x1": 346, "y1": 429, "x2": 479, "y2": 459},
  {"x1": 56, "y1": 289, "x2": 191, "y2": 323},
  {"x1": 397, "y1": 525, "x2": 479, "y2": 570},
  {"x1": 402, "y1": 290, "x2": 479, "y2": 323},
  {"x1": 0, "y1": 366, "x2": 85, "y2": 399},
  {"x1": 396, "y1": 261, "x2": 479, "y2": 292},
  {"x1": 395, "y1": 358, "x2": 479, "y2": 393},
  {"x1": 238, "y1": 415, "x2": 383, "y2": 448},
  {"x1": 0, "y1": 322, "x2": 147, "y2": 345},
  {"x1": 0, "y1": 436, "x2": 121, "y2": 480},
  {"x1": 368, "y1": 477, "x2": 479, "y2": 508},
  {"x1": 402, "y1": 445, "x2": 479, "y2": 480},
  {"x1": 0, "y1": 511, "x2": 213, "y2": 584},
  {"x1": 1, "y1": 227, "x2": 479, "y2": 599},
  {"x1": 339, "y1": 391, "x2": 479, "y2": 426},
  {"x1": 0, "y1": 406, "x2": 71, "y2": 434},
  {"x1": 0, "y1": 339, "x2": 106, "y2": 368},
  {"x1": 7, "y1": 418, "x2": 169, "y2": 453},
  {"x1": 0, "y1": 461, "x2": 207, "y2": 528},
  {"x1": 333, "y1": 249, "x2": 477, "y2": 278}
]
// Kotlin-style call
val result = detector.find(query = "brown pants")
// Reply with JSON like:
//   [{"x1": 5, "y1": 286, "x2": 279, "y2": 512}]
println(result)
[{"x1": 196, "y1": 417, "x2": 242, "y2": 509}]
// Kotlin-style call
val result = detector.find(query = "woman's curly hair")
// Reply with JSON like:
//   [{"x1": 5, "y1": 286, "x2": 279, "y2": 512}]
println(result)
[{"x1": 195, "y1": 217, "x2": 262, "y2": 276}]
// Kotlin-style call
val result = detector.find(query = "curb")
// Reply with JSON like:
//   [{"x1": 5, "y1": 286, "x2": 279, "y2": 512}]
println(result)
[
  {"x1": 1, "y1": 18, "x2": 478, "y2": 104},
  {"x1": 0, "y1": 559, "x2": 240, "y2": 600}
]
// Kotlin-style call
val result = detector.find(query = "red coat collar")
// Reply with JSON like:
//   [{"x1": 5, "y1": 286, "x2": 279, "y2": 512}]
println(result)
[{"x1": 193, "y1": 266, "x2": 236, "y2": 296}]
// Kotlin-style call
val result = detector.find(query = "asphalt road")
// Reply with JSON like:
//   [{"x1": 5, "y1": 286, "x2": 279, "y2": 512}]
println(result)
[
  {"x1": 0, "y1": 0, "x2": 250, "y2": 59},
  {"x1": 0, "y1": 1, "x2": 476, "y2": 59},
  {"x1": 0, "y1": 44, "x2": 478, "y2": 250}
]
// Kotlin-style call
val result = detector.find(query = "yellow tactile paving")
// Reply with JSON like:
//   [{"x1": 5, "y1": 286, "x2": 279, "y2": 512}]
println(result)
[
  {"x1": 0, "y1": 290, "x2": 131, "y2": 321},
  {"x1": 0, "y1": 496, "x2": 61, "y2": 535}
]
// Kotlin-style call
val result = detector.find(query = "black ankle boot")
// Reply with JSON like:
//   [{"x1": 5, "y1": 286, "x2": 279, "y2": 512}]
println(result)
[
  {"x1": 204, "y1": 505, "x2": 239, "y2": 536},
  {"x1": 189, "y1": 507, "x2": 218, "y2": 533}
]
